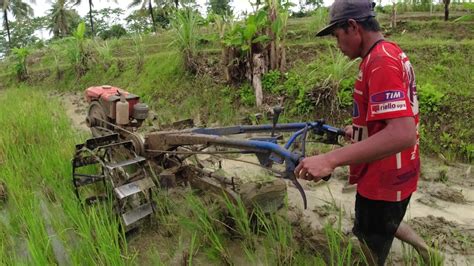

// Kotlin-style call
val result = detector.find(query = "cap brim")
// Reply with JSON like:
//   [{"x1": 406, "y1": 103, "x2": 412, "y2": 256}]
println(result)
[{"x1": 316, "y1": 22, "x2": 337, "y2": 37}]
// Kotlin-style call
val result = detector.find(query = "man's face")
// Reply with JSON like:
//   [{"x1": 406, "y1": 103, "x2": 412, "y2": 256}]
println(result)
[{"x1": 332, "y1": 24, "x2": 362, "y2": 60}]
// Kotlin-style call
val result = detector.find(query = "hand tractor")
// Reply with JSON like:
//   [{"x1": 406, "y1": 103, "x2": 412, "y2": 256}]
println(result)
[{"x1": 72, "y1": 85, "x2": 345, "y2": 231}]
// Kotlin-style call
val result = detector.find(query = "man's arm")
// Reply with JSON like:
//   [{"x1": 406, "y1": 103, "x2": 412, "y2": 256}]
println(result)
[{"x1": 295, "y1": 116, "x2": 416, "y2": 180}]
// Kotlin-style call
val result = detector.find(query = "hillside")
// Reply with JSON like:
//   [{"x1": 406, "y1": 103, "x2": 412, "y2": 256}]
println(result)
[{"x1": 1, "y1": 12, "x2": 473, "y2": 161}]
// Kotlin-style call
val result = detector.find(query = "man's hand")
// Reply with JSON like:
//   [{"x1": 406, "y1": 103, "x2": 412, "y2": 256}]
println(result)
[
  {"x1": 344, "y1": 125, "x2": 353, "y2": 141},
  {"x1": 294, "y1": 154, "x2": 335, "y2": 182}
]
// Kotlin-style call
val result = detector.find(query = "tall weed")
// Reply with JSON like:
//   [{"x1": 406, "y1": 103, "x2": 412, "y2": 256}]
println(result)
[
  {"x1": 171, "y1": 8, "x2": 200, "y2": 73},
  {"x1": 93, "y1": 40, "x2": 114, "y2": 70},
  {"x1": 131, "y1": 34, "x2": 145, "y2": 71}
]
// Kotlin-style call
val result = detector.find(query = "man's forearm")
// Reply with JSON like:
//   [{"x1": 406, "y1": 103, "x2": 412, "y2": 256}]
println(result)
[{"x1": 325, "y1": 118, "x2": 416, "y2": 167}]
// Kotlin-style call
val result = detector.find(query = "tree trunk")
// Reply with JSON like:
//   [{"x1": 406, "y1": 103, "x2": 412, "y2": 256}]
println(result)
[
  {"x1": 391, "y1": 2, "x2": 397, "y2": 28},
  {"x1": 174, "y1": 0, "x2": 179, "y2": 9},
  {"x1": 444, "y1": 3, "x2": 449, "y2": 21},
  {"x1": 148, "y1": 0, "x2": 156, "y2": 32},
  {"x1": 4, "y1": 9, "x2": 11, "y2": 49},
  {"x1": 279, "y1": 44, "x2": 286, "y2": 73},
  {"x1": 222, "y1": 47, "x2": 230, "y2": 82},
  {"x1": 252, "y1": 52, "x2": 266, "y2": 107},
  {"x1": 268, "y1": 0, "x2": 278, "y2": 70},
  {"x1": 88, "y1": 0, "x2": 94, "y2": 35}
]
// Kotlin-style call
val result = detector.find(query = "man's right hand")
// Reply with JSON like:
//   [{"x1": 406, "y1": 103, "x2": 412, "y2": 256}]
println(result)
[{"x1": 344, "y1": 125, "x2": 353, "y2": 141}]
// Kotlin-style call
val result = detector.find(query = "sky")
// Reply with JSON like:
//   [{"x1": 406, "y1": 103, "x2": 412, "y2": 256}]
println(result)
[
  {"x1": 1, "y1": 0, "x2": 397, "y2": 33},
  {"x1": 27, "y1": 0, "x2": 336, "y2": 19}
]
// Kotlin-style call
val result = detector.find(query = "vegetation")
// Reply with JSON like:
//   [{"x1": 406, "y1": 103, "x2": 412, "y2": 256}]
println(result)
[
  {"x1": 0, "y1": 1, "x2": 472, "y2": 264},
  {"x1": 1, "y1": 0, "x2": 34, "y2": 49},
  {"x1": 0, "y1": 87, "x2": 129, "y2": 264},
  {"x1": 11, "y1": 46, "x2": 29, "y2": 80}
]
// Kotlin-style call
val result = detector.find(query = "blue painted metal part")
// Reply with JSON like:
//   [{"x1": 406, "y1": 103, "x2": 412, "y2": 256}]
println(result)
[{"x1": 186, "y1": 120, "x2": 345, "y2": 210}]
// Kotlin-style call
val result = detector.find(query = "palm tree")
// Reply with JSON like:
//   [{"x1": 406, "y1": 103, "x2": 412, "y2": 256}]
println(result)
[
  {"x1": 1, "y1": 0, "x2": 34, "y2": 48},
  {"x1": 129, "y1": 0, "x2": 157, "y2": 32},
  {"x1": 47, "y1": 0, "x2": 76, "y2": 38},
  {"x1": 69, "y1": 0, "x2": 117, "y2": 36}
]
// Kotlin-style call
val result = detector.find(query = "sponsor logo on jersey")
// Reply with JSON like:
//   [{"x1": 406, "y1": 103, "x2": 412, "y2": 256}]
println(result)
[
  {"x1": 370, "y1": 90, "x2": 405, "y2": 103},
  {"x1": 371, "y1": 100, "x2": 407, "y2": 114}
]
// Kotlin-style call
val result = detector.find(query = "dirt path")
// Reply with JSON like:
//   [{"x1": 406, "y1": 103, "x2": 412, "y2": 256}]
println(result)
[{"x1": 62, "y1": 91, "x2": 473, "y2": 264}]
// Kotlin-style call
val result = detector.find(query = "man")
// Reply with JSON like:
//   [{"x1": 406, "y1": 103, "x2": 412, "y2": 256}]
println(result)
[{"x1": 294, "y1": 0, "x2": 434, "y2": 265}]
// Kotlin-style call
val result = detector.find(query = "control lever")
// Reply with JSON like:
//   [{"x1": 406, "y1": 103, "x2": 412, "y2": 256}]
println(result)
[{"x1": 271, "y1": 106, "x2": 283, "y2": 137}]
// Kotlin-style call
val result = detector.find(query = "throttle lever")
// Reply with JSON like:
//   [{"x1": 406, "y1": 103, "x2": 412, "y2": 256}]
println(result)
[{"x1": 271, "y1": 106, "x2": 283, "y2": 137}]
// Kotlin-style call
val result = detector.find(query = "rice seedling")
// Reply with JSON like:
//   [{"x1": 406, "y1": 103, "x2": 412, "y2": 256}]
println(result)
[
  {"x1": 0, "y1": 87, "x2": 131, "y2": 264},
  {"x1": 222, "y1": 193, "x2": 255, "y2": 249},
  {"x1": 254, "y1": 205, "x2": 295, "y2": 265},
  {"x1": 179, "y1": 192, "x2": 231, "y2": 264}
]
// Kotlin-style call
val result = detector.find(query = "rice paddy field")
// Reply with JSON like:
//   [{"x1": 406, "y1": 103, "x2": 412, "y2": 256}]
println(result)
[{"x1": 0, "y1": 9, "x2": 473, "y2": 265}]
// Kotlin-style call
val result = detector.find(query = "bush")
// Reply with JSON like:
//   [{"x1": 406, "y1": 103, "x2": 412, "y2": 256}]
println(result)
[
  {"x1": 338, "y1": 78, "x2": 354, "y2": 108},
  {"x1": 418, "y1": 83, "x2": 444, "y2": 113},
  {"x1": 99, "y1": 24, "x2": 127, "y2": 40},
  {"x1": 239, "y1": 83, "x2": 256, "y2": 107},
  {"x1": 262, "y1": 70, "x2": 282, "y2": 92},
  {"x1": 11, "y1": 47, "x2": 30, "y2": 81}
]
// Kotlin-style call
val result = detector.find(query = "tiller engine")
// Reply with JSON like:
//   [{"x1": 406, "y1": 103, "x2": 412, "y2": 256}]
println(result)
[{"x1": 72, "y1": 85, "x2": 345, "y2": 230}]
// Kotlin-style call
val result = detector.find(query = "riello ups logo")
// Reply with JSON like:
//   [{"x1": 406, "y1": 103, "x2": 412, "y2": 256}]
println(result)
[{"x1": 370, "y1": 90, "x2": 407, "y2": 115}]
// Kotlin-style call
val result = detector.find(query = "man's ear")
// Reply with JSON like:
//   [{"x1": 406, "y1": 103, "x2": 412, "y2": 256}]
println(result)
[{"x1": 347, "y1": 19, "x2": 359, "y2": 33}]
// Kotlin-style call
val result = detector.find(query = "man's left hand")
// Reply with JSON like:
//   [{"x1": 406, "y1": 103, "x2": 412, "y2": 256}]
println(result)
[{"x1": 294, "y1": 154, "x2": 335, "y2": 182}]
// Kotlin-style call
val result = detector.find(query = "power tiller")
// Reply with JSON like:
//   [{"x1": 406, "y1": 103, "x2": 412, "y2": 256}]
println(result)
[{"x1": 72, "y1": 85, "x2": 345, "y2": 230}]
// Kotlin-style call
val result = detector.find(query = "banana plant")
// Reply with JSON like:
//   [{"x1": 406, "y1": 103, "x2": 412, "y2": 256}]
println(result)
[
  {"x1": 11, "y1": 46, "x2": 30, "y2": 81},
  {"x1": 222, "y1": 9, "x2": 269, "y2": 55},
  {"x1": 68, "y1": 21, "x2": 89, "y2": 76}
]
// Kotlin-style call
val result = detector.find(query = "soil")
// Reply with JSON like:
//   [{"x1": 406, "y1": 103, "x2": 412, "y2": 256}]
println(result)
[
  {"x1": 57, "y1": 91, "x2": 89, "y2": 132},
  {"x1": 63, "y1": 91, "x2": 474, "y2": 265}
]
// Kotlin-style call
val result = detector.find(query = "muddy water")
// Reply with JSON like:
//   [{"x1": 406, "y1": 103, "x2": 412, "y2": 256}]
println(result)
[
  {"x1": 285, "y1": 158, "x2": 474, "y2": 265},
  {"x1": 57, "y1": 91, "x2": 89, "y2": 132}
]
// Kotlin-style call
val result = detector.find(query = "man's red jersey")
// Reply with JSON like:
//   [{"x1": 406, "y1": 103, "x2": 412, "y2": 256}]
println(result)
[{"x1": 350, "y1": 40, "x2": 420, "y2": 202}]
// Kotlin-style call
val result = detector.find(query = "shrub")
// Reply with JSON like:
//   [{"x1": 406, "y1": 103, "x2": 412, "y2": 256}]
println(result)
[
  {"x1": 338, "y1": 78, "x2": 354, "y2": 108},
  {"x1": 418, "y1": 83, "x2": 444, "y2": 113},
  {"x1": 99, "y1": 24, "x2": 127, "y2": 40},
  {"x1": 262, "y1": 70, "x2": 282, "y2": 92},
  {"x1": 11, "y1": 47, "x2": 30, "y2": 81},
  {"x1": 239, "y1": 83, "x2": 256, "y2": 107}
]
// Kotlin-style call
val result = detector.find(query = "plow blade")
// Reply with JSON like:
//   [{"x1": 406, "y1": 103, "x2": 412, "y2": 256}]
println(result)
[
  {"x1": 122, "y1": 203, "x2": 154, "y2": 227},
  {"x1": 114, "y1": 177, "x2": 155, "y2": 200}
]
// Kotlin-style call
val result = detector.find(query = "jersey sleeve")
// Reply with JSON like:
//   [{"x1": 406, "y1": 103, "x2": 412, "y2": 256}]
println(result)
[{"x1": 366, "y1": 55, "x2": 414, "y2": 122}]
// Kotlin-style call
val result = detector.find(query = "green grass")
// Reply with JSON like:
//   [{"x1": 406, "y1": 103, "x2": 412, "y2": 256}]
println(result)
[{"x1": 0, "y1": 87, "x2": 130, "y2": 264}]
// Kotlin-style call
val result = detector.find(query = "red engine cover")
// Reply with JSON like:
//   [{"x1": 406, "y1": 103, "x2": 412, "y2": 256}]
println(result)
[
  {"x1": 85, "y1": 85, "x2": 132, "y2": 102},
  {"x1": 85, "y1": 85, "x2": 140, "y2": 119}
]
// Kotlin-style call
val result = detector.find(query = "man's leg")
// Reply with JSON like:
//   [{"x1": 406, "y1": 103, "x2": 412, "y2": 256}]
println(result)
[
  {"x1": 352, "y1": 193, "x2": 408, "y2": 266},
  {"x1": 395, "y1": 221, "x2": 429, "y2": 255},
  {"x1": 395, "y1": 221, "x2": 443, "y2": 263}
]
